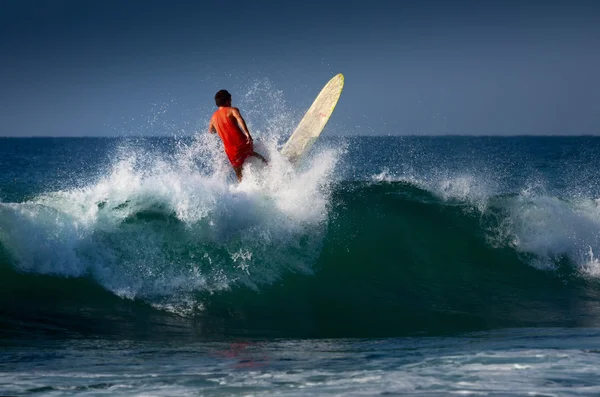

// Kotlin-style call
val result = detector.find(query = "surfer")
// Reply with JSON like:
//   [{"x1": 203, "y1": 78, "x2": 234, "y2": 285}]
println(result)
[{"x1": 208, "y1": 90, "x2": 268, "y2": 182}]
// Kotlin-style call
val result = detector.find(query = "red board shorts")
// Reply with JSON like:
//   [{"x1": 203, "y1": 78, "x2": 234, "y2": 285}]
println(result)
[{"x1": 226, "y1": 141, "x2": 253, "y2": 168}]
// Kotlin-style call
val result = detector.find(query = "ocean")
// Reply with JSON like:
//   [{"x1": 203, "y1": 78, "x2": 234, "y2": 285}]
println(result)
[{"x1": 2, "y1": 134, "x2": 600, "y2": 396}]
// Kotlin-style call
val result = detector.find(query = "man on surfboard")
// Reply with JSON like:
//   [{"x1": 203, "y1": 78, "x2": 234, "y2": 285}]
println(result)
[{"x1": 208, "y1": 90, "x2": 268, "y2": 182}]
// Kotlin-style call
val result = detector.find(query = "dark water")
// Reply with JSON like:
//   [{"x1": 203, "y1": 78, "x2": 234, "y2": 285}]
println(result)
[{"x1": 2, "y1": 136, "x2": 600, "y2": 395}]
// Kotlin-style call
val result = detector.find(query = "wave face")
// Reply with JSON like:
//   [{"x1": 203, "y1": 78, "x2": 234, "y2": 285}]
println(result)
[{"x1": 3, "y1": 173, "x2": 600, "y2": 338}]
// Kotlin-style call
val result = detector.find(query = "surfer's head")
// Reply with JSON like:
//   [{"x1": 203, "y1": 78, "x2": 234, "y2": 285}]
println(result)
[{"x1": 214, "y1": 90, "x2": 232, "y2": 107}]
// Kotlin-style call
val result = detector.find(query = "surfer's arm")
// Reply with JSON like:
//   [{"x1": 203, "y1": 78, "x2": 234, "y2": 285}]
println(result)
[
  {"x1": 207, "y1": 118, "x2": 216, "y2": 134},
  {"x1": 231, "y1": 108, "x2": 252, "y2": 140}
]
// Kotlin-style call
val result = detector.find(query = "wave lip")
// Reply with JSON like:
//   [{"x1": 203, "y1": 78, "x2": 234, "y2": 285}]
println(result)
[{"x1": 370, "y1": 164, "x2": 600, "y2": 278}]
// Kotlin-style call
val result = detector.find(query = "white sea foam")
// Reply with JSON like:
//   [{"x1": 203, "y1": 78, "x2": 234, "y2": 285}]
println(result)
[{"x1": 500, "y1": 193, "x2": 600, "y2": 274}]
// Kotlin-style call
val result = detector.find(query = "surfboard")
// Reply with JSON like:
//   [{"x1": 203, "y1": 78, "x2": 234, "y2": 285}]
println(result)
[{"x1": 281, "y1": 73, "x2": 344, "y2": 164}]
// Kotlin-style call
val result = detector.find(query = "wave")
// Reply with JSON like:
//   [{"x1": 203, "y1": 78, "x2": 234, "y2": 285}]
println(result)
[
  {"x1": 370, "y1": 169, "x2": 600, "y2": 275},
  {"x1": 2, "y1": 152, "x2": 600, "y2": 338}
]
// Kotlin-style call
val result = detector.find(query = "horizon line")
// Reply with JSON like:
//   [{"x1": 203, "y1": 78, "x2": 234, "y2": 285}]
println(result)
[{"x1": 1, "y1": 134, "x2": 600, "y2": 139}]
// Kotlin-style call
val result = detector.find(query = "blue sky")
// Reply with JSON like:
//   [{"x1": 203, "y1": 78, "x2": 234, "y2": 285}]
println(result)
[{"x1": 1, "y1": 0, "x2": 599, "y2": 136}]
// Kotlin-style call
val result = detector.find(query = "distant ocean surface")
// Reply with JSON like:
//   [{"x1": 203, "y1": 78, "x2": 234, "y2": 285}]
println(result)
[{"x1": 2, "y1": 135, "x2": 600, "y2": 396}]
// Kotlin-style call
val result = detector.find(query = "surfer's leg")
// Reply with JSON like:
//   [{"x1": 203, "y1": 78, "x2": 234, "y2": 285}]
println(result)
[
  {"x1": 250, "y1": 151, "x2": 268, "y2": 164},
  {"x1": 233, "y1": 166, "x2": 243, "y2": 182}
]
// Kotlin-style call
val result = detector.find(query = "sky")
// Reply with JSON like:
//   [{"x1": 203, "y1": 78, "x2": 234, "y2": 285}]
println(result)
[{"x1": 1, "y1": 0, "x2": 599, "y2": 137}]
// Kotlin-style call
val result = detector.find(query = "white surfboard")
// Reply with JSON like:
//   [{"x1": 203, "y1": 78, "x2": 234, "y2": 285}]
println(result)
[{"x1": 281, "y1": 73, "x2": 344, "y2": 164}]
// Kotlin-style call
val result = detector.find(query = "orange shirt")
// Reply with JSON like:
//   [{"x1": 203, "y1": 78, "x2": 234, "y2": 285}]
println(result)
[{"x1": 211, "y1": 108, "x2": 253, "y2": 167}]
